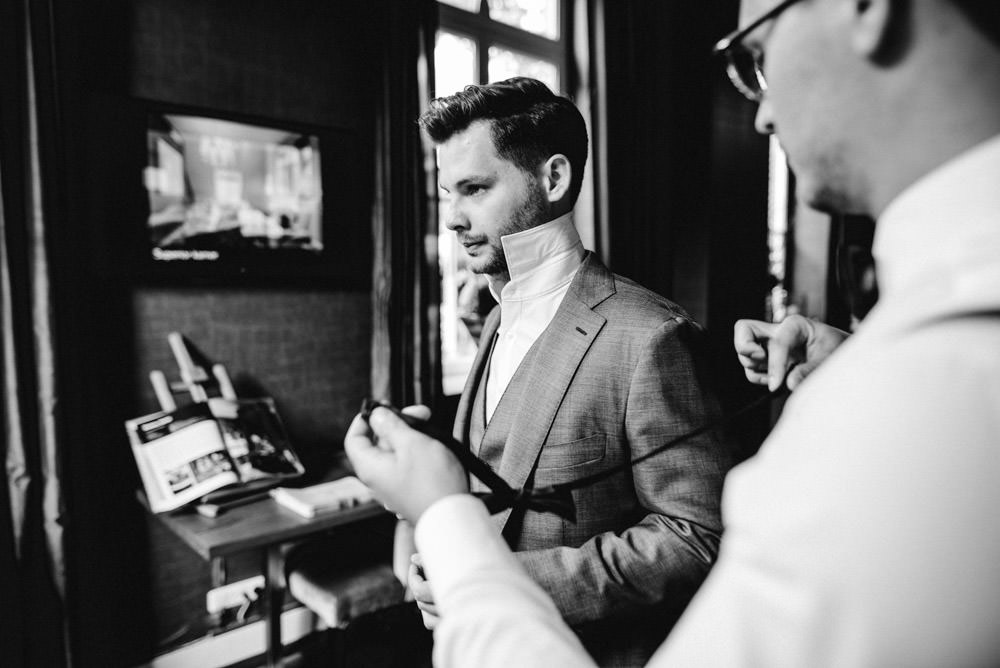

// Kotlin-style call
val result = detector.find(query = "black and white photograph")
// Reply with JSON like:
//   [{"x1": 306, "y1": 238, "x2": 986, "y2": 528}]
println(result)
[{"x1": 4, "y1": 1, "x2": 998, "y2": 667}]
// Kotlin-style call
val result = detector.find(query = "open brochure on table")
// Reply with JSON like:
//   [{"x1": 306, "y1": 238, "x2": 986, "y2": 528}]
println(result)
[{"x1": 126, "y1": 397, "x2": 304, "y2": 514}]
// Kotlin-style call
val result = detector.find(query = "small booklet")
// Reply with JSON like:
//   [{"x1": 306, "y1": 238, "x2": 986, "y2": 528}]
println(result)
[
  {"x1": 126, "y1": 397, "x2": 304, "y2": 513},
  {"x1": 269, "y1": 476, "x2": 374, "y2": 518}
]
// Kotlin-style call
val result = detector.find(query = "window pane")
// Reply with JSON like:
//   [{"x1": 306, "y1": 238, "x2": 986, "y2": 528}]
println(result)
[
  {"x1": 487, "y1": 0, "x2": 559, "y2": 39},
  {"x1": 439, "y1": 0, "x2": 481, "y2": 12},
  {"x1": 435, "y1": 31, "x2": 477, "y2": 97},
  {"x1": 438, "y1": 229, "x2": 489, "y2": 395},
  {"x1": 435, "y1": 30, "x2": 483, "y2": 395},
  {"x1": 767, "y1": 136, "x2": 790, "y2": 322},
  {"x1": 488, "y1": 46, "x2": 559, "y2": 92}
]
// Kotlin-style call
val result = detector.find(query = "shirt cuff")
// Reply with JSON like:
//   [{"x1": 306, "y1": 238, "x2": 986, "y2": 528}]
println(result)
[{"x1": 415, "y1": 494, "x2": 523, "y2": 598}]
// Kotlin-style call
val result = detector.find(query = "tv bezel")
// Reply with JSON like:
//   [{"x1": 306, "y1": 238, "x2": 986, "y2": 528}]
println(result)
[{"x1": 85, "y1": 96, "x2": 370, "y2": 289}]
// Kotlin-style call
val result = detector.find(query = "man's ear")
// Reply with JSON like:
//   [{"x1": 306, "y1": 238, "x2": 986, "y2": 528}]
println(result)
[
  {"x1": 541, "y1": 154, "x2": 572, "y2": 203},
  {"x1": 851, "y1": 0, "x2": 894, "y2": 57}
]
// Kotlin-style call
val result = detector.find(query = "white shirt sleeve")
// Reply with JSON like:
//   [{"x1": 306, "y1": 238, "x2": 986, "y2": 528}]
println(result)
[{"x1": 415, "y1": 494, "x2": 596, "y2": 668}]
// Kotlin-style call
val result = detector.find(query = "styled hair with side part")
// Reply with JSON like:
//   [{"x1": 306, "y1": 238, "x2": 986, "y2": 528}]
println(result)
[{"x1": 418, "y1": 77, "x2": 589, "y2": 205}]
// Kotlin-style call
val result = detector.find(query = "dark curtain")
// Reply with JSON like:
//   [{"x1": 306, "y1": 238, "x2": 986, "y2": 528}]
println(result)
[
  {"x1": 370, "y1": 0, "x2": 442, "y2": 411},
  {"x1": 1, "y1": 0, "x2": 69, "y2": 666},
  {"x1": 587, "y1": 0, "x2": 772, "y2": 460},
  {"x1": 589, "y1": 0, "x2": 729, "y2": 303}
]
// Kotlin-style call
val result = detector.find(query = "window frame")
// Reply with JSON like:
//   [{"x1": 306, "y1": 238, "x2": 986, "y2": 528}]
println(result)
[{"x1": 438, "y1": 0, "x2": 572, "y2": 94}]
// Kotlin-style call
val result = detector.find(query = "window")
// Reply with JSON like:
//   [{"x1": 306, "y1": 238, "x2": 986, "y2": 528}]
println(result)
[
  {"x1": 434, "y1": 0, "x2": 572, "y2": 395},
  {"x1": 766, "y1": 136, "x2": 790, "y2": 323}
]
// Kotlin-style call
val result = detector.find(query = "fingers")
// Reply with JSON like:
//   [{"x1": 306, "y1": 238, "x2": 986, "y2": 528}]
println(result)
[
  {"x1": 743, "y1": 369, "x2": 771, "y2": 386},
  {"x1": 733, "y1": 318, "x2": 778, "y2": 350},
  {"x1": 343, "y1": 413, "x2": 391, "y2": 483},
  {"x1": 734, "y1": 317, "x2": 811, "y2": 391},
  {"x1": 785, "y1": 361, "x2": 815, "y2": 391},
  {"x1": 413, "y1": 584, "x2": 436, "y2": 608},
  {"x1": 733, "y1": 319, "x2": 776, "y2": 355},
  {"x1": 734, "y1": 319, "x2": 775, "y2": 386},
  {"x1": 410, "y1": 556, "x2": 441, "y2": 631},
  {"x1": 401, "y1": 404, "x2": 432, "y2": 421},
  {"x1": 409, "y1": 555, "x2": 430, "y2": 595},
  {"x1": 767, "y1": 316, "x2": 813, "y2": 391},
  {"x1": 408, "y1": 558, "x2": 436, "y2": 615},
  {"x1": 417, "y1": 598, "x2": 440, "y2": 616},
  {"x1": 344, "y1": 411, "x2": 373, "y2": 443},
  {"x1": 419, "y1": 607, "x2": 440, "y2": 630},
  {"x1": 347, "y1": 406, "x2": 470, "y2": 524},
  {"x1": 366, "y1": 406, "x2": 415, "y2": 448},
  {"x1": 765, "y1": 342, "x2": 790, "y2": 391},
  {"x1": 409, "y1": 557, "x2": 425, "y2": 581},
  {"x1": 736, "y1": 315, "x2": 850, "y2": 392}
]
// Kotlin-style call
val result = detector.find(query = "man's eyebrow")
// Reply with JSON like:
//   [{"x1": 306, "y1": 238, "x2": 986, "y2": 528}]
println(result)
[{"x1": 440, "y1": 175, "x2": 493, "y2": 192}]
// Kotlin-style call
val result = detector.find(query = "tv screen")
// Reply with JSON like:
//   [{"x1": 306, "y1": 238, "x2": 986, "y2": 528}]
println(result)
[{"x1": 144, "y1": 113, "x2": 323, "y2": 262}]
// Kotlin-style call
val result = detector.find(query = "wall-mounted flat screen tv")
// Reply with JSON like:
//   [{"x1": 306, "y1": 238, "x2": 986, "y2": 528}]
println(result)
[
  {"x1": 144, "y1": 114, "x2": 323, "y2": 261},
  {"x1": 83, "y1": 95, "x2": 369, "y2": 287}
]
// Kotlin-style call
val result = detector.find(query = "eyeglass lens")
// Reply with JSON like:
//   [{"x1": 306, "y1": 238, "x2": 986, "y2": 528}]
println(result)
[{"x1": 726, "y1": 48, "x2": 766, "y2": 101}]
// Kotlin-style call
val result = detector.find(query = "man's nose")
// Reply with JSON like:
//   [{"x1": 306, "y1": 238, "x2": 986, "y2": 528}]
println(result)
[
  {"x1": 754, "y1": 95, "x2": 776, "y2": 135},
  {"x1": 444, "y1": 204, "x2": 468, "y2": 232}
]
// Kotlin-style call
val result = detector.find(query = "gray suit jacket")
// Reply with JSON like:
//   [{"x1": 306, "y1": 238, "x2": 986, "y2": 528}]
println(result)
[{"x1": 454, "y1": 253, "x2": 730, "y2": 666}]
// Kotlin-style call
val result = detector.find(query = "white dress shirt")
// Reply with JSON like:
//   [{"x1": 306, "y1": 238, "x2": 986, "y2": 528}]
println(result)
[
  {"x1": 484, "y1": 212, "x2": 585, "y2": 420},
  {"x1": 415, "y1": 133, "x2": 1000, "y2": 668}
]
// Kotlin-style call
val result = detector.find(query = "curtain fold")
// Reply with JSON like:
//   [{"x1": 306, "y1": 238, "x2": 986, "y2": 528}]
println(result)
[
  {"x1": 370, "y1": 0, "x2": 442, "y2": 409},
  {"x1": 1, "y1": 0, "x2": 68, "y2": 665}
]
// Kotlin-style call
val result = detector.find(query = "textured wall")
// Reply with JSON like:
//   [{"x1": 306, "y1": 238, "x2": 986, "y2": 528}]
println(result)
[
  {"x1": 54, "y1": 0, "x2": 385, "y2": 663},
  {"x1": 132, "y1": 288, "x2": 371, "y2": 463}
]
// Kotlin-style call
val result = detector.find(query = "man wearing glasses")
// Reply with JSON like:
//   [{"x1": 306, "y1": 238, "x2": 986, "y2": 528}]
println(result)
[{"x1": 346, "y1": 1, "x2": 1000, "y2": 665}]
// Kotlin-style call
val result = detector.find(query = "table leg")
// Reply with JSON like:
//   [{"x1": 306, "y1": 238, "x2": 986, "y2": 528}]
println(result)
[
  {"x1": 209, "y1": 557, "x2": 228, "y2": 629},
  {"x1": 210, "y1": 556, "x2": 227, "y2": 588},
  {"x1": 264, "y1": 544, "x2": 284, "y2": 667}
]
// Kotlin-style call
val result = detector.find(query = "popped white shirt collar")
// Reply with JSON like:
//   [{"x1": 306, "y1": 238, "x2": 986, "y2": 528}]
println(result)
[
  {"x1": 486, "y1": 212, "x2": 585, "y2": 303},
  {"x1": 873, "y1": 133, "x2": 1000, "y2": 302}
]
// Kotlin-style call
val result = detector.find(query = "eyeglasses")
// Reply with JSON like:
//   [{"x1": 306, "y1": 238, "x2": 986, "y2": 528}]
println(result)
[{"x1": 712, "y1": 0, "x2": 804, "y2": 102}]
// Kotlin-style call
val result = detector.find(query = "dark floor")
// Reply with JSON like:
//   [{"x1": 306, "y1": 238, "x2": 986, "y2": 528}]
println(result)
[{"x1": 242, "y1": 603, "x2": 434, "y2": 668}]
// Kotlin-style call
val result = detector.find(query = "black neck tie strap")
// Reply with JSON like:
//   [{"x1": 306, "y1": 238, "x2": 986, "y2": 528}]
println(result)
[{"x1": 361, "y1": 385, "x2": 789, "y2": 524}]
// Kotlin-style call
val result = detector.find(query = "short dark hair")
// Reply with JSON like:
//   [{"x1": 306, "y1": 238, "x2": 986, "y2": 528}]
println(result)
[
  {"x1": 418, "y1": 77, "x2": 589, "y2": 205},
  {"x1": 951, "y1": 0, "x2": 1000, "y2": 47}
]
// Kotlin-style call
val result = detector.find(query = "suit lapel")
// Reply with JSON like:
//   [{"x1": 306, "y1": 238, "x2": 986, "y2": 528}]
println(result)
[
  {"x1": 493, "y1": 253, "x2": 615, "y2": 528},
  {"x1": 453, "y1": 305, "x2": 501, "y2": 442}
]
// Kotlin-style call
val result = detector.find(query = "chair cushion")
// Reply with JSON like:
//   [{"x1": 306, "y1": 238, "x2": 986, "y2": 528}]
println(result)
[{"x1": 288, "y1": 561, "x2": 405, "y2": 629}]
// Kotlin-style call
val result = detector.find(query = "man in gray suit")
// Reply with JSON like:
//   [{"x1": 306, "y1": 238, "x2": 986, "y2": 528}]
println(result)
[
  {"x1": 351, "y1": 3, "x2": 1000, "y2": 667},
  {"x1": 408, "y1": 77, "x2": 730, "y2": 666}
]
